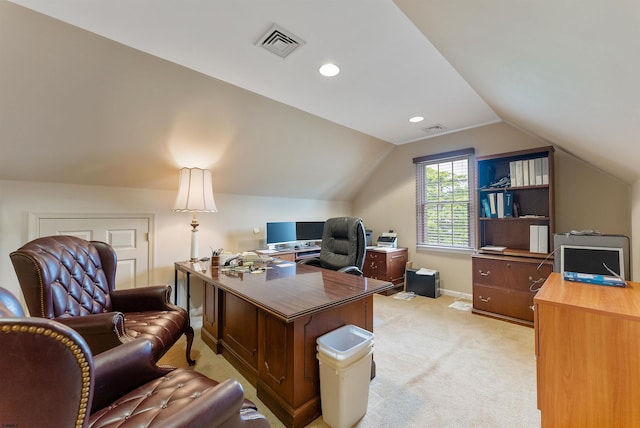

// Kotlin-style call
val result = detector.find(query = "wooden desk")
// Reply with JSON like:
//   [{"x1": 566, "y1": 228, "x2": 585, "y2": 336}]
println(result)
[
  {"x1": 534, "y1": 272, "x2": 640, "y2": 427},
  {"x1": 175, "y1": 260, "x2": 393, "y2": 428}
]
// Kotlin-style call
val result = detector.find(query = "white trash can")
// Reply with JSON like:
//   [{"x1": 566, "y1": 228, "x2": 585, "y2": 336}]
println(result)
[{"x1": 316, "y1": 325, "x2": 374, "y2": 428}]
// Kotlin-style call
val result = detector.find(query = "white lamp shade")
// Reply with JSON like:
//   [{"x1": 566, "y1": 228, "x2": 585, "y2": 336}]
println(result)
[{"x1": 173, "y1": 168, "x2": 218, "y2": 212}]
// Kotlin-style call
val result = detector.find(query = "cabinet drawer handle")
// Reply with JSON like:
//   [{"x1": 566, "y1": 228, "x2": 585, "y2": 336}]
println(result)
[
  {"x1": 479, "y1": 270, "x2": 491, "y2": 276},
  {"x1": 478, "y1": 295, "x2": 491, "y2": 303}
]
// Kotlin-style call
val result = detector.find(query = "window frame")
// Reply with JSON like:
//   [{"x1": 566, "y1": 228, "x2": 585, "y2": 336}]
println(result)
[{"x1": 414, "y1": 148, "x2": 475, "y2": 251}]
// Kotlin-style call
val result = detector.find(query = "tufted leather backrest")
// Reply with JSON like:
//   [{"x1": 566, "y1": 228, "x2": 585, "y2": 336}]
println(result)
[
  {"x1": 10, "y1": 236, "x2": 115, "y2": 319},
  {"x1": 319, "y1": 217, "x2": 366, "y2": 271},
  {"x1": 0, "y1": 289, "x2": 95, "y2": 428}
]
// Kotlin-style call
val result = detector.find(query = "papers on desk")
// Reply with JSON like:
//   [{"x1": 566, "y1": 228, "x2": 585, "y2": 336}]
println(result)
[
  {"x1": 415, "y1": 268, "x2": 437, "y2": 276},
  {"x1": 366, "y1": 246, "x2": 398, "y2": 252}
]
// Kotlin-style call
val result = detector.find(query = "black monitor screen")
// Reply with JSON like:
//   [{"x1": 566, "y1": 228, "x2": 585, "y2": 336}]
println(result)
[
  {"x1": 561, "y1": 245, "x2": 624, "y2": 278},
  {"x1": 266, "y1": 222, "x2": 296, "y2": 245},
  {"x1": 296, "y1": 221, "x2": 325, "y2": 241}
]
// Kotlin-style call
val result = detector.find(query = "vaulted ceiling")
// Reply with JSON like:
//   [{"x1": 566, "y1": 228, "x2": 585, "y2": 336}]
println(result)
[{"x1": 2, "y1": 0, "x2": 639, "y2": 199}]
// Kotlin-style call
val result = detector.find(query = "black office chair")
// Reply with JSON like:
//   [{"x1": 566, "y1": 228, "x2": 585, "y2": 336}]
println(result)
[{"x1": 299, "y1": 217, "x2": 366, "y2": 275}]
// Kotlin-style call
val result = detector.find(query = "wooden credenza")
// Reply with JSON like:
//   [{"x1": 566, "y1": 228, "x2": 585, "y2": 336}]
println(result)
[
  {"x1": 472, "y1": 253, "x2": 552, "y2": 326},
  {"x1": 534, "y1": 272, "x2": 640, "y2": 427},
  {"x1": 363, "y1": 247, "x2": 408, "y2": 294}
]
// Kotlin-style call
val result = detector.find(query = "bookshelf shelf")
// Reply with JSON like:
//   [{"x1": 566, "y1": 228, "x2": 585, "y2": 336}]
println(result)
[{"x1": 479, "y1": 217, "x2": 550, "y2": 221}]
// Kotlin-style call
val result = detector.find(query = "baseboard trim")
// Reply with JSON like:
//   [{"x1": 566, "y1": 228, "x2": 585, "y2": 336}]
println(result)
[{"x1": 440, "y1": 288, "x2": 472, "y2": 301}]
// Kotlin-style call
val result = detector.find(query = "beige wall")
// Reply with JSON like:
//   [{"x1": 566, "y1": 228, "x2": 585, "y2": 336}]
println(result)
[
  {"x1": 2, "y1": 122, "x2": 632, "y2": 307},
  {"x1": 354, "y1": 122, "x2": 632, "y2": 295},
  {"x1": 554, "y1": 149, "x2": 631, "y2": 235},
  {"x1": 631, "y1": 181, "x2": 640, "y2": 280},
  {"x1": 0, "y1": 179, "x2": 351, "y2": 312}
]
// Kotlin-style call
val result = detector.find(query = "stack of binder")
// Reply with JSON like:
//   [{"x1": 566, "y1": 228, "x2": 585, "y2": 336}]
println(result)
[
  {"x1": 529, "y1": 225, "x2": 549, "y2": 253},
  {"x1": 509, "y1": 157, "x2": 549, "y2": 187},
  {"x1": 482, "y1": 192, "x2": 513, "y2": 218}
]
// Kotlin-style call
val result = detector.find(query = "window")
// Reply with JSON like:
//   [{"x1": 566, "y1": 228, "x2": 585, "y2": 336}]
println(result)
[{"x1": 414, "y1": 148, "x2": 475, "y2": 249}]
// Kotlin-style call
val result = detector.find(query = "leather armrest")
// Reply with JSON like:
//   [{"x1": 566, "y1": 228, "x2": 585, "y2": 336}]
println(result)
[
  {"x1": 298, "y1": 258, "x2": 321, "y2": 267},
  {"x1": 193, "y1": 378, "x2": 246, "y2": 426},
  {"x1": 91, "y1": 338, "x2": 172, "y2": 413},
  {"x1": 110, "y1": 285, "x2": 177, "y2": 312},
  {"x1": 56, "y1": 312, "x2": 126, "y2": 355},
  {"x1": 337, "y1": 266, "x2": 364, "y2": 276}
]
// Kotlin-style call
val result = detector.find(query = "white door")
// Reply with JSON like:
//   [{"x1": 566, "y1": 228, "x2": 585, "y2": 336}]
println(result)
[{"x1": 34, "y1": 216, "x2": 151, "y2": 290}]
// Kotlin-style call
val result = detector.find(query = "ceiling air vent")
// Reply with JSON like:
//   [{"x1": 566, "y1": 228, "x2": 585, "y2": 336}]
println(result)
[
  {"x1": 256, "y1": 24, "x2": 305, "y2": 58},
  {"x1": 421, "y1": 124, "x2": 447, "y2": 134}
]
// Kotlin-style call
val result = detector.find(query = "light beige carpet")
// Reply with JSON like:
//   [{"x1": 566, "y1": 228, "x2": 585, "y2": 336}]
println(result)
[{"x1": 159, "y1": 294, "x2": 541, "y2": 427}]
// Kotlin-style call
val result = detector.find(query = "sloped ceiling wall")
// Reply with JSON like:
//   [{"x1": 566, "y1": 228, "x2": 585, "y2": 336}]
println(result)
[
  {"x1": 395, "y1": 0, "x2": 640, "y2": 184},
  {"x1": 0, "y1": 2, "x2": 393, "y2": 200}
]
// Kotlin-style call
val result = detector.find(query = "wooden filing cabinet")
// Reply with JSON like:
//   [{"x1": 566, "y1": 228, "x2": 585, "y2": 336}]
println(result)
[
  {"x1": 535, "y1": 273, "x2": 640, "y2": 427},
  {"x1": 472, "y1": 253, "x2": 552, "y2": 326},
  {"x1": 363, "y1": 247, "x2": 408, "y2": 295}
]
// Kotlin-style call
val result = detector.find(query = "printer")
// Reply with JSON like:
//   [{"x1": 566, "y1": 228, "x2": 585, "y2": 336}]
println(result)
[{"x1": 376, "y1": 231, "x2": 398, "y2": 248}]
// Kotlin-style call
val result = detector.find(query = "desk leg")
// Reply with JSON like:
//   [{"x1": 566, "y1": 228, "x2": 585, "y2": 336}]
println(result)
[
  {"x1": 185, "y1": 272, "x2": 191, "y2": 314},
  {"x1": 174, "y1": 268, "x2": 191, "y2": 315},
  {"x1": 174, "y1": 268, "x2": 178, "y2": 305}
]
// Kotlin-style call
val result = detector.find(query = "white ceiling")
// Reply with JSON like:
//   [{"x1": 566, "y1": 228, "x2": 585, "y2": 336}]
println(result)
[
  {"x1": 7, "y1": 0, "x2": 640, "y2": 184},
  {"x1": 7, "y1": 0, "x2": 499, "y2": 146}
]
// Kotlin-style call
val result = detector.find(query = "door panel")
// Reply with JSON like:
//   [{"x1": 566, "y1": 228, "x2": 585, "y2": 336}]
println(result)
[{"x1": 34, "y1": 216, "x2": 151, "y2": 290}]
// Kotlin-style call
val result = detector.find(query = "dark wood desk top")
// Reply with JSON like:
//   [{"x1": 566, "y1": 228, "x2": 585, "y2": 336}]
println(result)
[{"x1": 175, "y1": 260, "x2": 393, "y2": 322}]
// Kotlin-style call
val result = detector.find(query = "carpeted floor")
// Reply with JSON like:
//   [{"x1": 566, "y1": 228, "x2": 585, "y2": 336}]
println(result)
[{"x1": 159, "y1": 293, "x2": 541, "y2": 427}]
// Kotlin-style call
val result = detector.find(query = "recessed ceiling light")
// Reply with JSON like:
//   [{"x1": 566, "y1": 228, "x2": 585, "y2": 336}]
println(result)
[
  {"x1": 319, "y1": 63, "x2": 340, "y2": 77},
  {"x1": 409, "y1": 116, "x2": 424, "y2": 123}
]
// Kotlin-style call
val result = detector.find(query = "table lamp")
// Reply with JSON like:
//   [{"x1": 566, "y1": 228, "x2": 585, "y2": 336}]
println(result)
[{"x1": 173, "y1": 167, "x2": 217, "y2": 262}]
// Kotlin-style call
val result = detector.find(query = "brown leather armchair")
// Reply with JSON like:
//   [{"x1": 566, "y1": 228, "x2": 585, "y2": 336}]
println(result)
[
  {"x1": 10, "y1": 235, "x2": 195, "y2": 365},
  {"x1": 0, "y1": 286, "x2": 270, "y2": 428}
]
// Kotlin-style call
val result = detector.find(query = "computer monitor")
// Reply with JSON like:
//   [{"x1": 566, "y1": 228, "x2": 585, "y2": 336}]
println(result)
[
  {"x1": 560, "y1": 245, "x2": 625, "y2": 280},
  {"x1": 266, "y1": 221, "x2": 297, "y2": 246},
  {"x1": 296, "y1": 221, "x2": 325, "y2": 241}
]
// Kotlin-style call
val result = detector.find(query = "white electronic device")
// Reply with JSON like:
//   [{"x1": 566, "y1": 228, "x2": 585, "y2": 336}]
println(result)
[{"x1": 376, "y1": 231, "x2": 398, "y2": 248}]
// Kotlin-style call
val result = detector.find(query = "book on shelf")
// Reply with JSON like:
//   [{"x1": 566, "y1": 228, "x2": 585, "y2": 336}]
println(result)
[
  {"x1": 528, "y1": 159, "x2": 536, "y2": 185},
  {"x1": 529, "y1": 225, "x2": 539, "y2": 253},
  {"x1": 534, "y1": 157, "x2": 543, "y2": 185},
  {"x1": 529, "y1": 225, "x2": 548, "y2": 253},
  {"x1": 542, "y1": 157, "x2": 549, "y2": 184},
  {"x1": 481, "y1": 197, "x2": 492, "y2": 218},
  {"x1": 488, "y1": 193, "x2": 497, "y2": 217},
  {"x1": 522, "y1": 160, "x2": 530, "y2": 186},
  {"x1": 509, "y1": 161, "x2": 517, "y2": 187},
  {"x1": 503, "y1": 191, "x2": 513, "y2": 217},
  {"x1": 514, "y1": 160, "x2": 523, "y2": 187}
]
